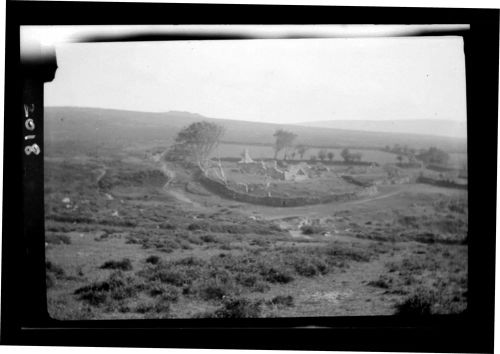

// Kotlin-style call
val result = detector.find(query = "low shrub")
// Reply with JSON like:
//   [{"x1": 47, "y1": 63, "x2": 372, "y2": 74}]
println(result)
[
  {"x1": 148, "y1": 282, "x2": 180, "y2": 302},
  {"x1": 100, "y1": 258, "x2": 133, "y2": 271},
  {"x1": 259, "y1": 266, "x2": 294, "y2": 284},
  {"x1": 204, "y1": 297, "x2": 262, "y2": 318},
  {"x1": 145, "y1": 255, "x2": 161, "y2": 265},
  {"x1": 74, "y1": 271, "x2": 140, "y2": 306},
  {"x1": 300, "y1": 224, "x2": 324, "y2": 235},
  {"x1": 196, "y1": 282, "x2": 234, "y2": 301},
  {"x1": 289, "y1": 255, "x2": 329, "y2": 277},
  {"x1": 395, "y1": 288, "x2": 437, "y2": 316},
  {"x1": 193, "y1": 269, "x2": 240, "y2": 301},
  {"x1": 139, "y1": 258, "x2": 206, "y2": 288}
]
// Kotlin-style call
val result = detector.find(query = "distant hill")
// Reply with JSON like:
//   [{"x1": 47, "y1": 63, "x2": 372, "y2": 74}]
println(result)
[
  {"x1": 44, "y1": 107, "x2": 467, "y2": 154},
  {"x1": 294, "y1": 119, "x2": 467, "y2": 139}
]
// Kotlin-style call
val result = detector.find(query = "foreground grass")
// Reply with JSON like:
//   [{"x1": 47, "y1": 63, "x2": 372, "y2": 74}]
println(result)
[{"x1": 65, "y1": 240, "x2": 382, "y2": 319}]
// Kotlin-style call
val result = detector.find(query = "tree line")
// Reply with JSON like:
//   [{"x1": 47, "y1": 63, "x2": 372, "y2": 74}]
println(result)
[{"x1": 164, "y1": 121, "x2": 451, "y2": 168}]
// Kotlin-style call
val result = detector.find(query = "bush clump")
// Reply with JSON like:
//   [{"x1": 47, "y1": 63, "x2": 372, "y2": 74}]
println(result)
[
  {"x1": 395, "y1": 288, "x2": 437, "y2": 316},
  {"x1": 145, "y1": 255, "x2": 161, "y2": 265},
  {"x1": 74, "y1": 271, "x2": 141, "y2": 306},
  {"x1": 259, "y1": 266, "x2": 294, "y2": 284},
  {"x1": 100, "y1": 258, "x2": 133, "y2": 271},
  {"x1": 148, "y1": 282, "x2": 180, "y2": 302},
  {"x1": 300, "y1": 224, "x2": 325, "y2": 235}
]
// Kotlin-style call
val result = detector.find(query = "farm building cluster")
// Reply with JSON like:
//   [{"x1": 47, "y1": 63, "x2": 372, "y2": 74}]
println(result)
[
  {"x1": 147, "y1": 145, "x2": 467, "y2": 200},
  {"x1": 202, "y1": 149, "x2": 377, "y2": 198}
]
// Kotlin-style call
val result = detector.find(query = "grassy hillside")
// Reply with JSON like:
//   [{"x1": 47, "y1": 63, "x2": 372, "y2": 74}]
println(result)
[
  {"x1": 296, "y1": 119, "x2": 467, "y2": 139},
  {"x1": 45, "y1": 107, "x2": 467, "y2": 153}
]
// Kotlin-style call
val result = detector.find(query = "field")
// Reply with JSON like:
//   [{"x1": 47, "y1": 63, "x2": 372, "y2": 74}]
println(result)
[
  {"x1": 45, "y1": 136, "x2": 468, "y2": 319},
  {"x1": 212, "y1": 143, "x2": 402, "y2": 166}
]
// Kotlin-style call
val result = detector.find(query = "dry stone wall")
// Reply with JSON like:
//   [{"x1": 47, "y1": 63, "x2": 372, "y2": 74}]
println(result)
[{"x1": 198, "y1": 172, "x2": 378, "y2": 207}]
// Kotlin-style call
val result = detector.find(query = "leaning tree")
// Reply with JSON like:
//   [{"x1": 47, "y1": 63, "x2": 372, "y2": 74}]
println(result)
[{"x1": 165, "y1": 121, "x2": 225, "y2": 171}]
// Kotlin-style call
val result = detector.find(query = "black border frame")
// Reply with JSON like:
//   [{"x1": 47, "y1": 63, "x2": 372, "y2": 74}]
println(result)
[{"x1": 2, "y1": 1, "x2": 498, "y2": 352}]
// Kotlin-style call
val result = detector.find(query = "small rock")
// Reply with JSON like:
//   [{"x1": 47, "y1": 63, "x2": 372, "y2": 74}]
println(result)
[{"x1": 62, "y1": 197, "x2": 71, "y2": 204}]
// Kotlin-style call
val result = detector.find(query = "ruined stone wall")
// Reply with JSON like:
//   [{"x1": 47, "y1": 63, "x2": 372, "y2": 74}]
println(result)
[
  {"x1": 373, "y1": 175, "x2": 413, "y2": 185},
  {"x1": 416, "y1": 176, "x2": 467, "y2": 190},
  {"x1": 198, "y1": 172, "x2": 377, "y2": 207}
]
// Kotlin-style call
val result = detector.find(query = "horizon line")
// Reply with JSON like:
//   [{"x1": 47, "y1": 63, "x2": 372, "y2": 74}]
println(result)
[{"x1": 45, "y1": 105, "x2": 467, "y2": 125}]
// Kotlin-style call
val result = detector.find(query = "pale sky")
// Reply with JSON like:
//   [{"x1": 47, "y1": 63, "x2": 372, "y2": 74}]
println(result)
[{"x1": 45, "y1": 34, "x2": 467, "y2": 124}]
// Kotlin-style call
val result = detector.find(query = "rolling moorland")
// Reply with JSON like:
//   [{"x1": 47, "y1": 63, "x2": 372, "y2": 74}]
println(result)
[
  {"x1": 45, "y1": 107, "x2": 468, "y2": 319},
  {"x1": 295, "y1": 119, "x2": 467, "y2": 139}
]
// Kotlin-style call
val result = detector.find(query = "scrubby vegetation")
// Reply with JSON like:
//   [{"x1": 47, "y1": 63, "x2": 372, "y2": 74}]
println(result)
[{"x1": 45, "y1": 145, "x2": 468, "y2": 319}]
